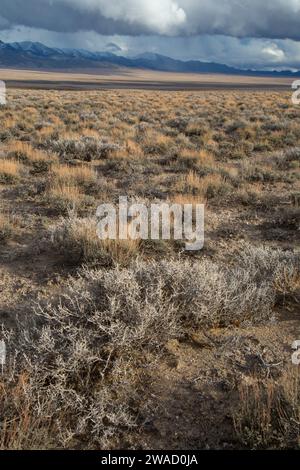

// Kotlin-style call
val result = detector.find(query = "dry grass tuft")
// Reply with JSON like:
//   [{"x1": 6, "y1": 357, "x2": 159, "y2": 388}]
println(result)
[
  {"x1": 50, "y1": 214, "x2": 141, "y2": 266},
  {"x1": 179, "y1": 149, "x2": 216, "y2": 170},
  {"x1": 177, "y1": 171, "x2": 230, "y2": 199},
  {"x1": 0, "y1": 159, "x2": 22, "y2": 184},
  {"x1": 0, "y1": 212, "x2": 13, "y2": 243},
  {"x1": 234, "y1": 368, "x2": 300, "y2": 449},
  {"x1": 51, "y1": 164, "x2": 97, "y2": 191},
  {"x1": 7, "y1": 141, "x2": 56, "y2": 173},
  {"x1": 47, "y1": 182, "x2": 82, "y2": 213}
]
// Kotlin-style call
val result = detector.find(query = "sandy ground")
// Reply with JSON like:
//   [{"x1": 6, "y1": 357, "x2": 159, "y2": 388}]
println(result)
[{"x1": 0, "y1": 67, "x2": 294, "y2": 91}]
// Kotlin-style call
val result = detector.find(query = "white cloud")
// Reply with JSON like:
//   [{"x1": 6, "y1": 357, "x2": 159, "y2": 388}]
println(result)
[
  {"x1": 59, "y1": 0, "x2": 186, "y2": 34},
  {"x1": 261, "y1": 45, "x2": 285, "y2": 62}
]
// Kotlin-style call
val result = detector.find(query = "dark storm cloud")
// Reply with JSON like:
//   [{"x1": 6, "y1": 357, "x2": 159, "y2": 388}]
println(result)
[
  {"x1": 0, "y1": 0, "x2": 148, "y2": 35},
  {"x1": 1, "y1": 0, "x2": 300, "y2": 40}
]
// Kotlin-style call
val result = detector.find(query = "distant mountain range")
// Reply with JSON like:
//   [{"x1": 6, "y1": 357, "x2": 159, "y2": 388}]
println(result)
[{"x1": 0, "y1": 40, "x2": 300, "y2": 77}]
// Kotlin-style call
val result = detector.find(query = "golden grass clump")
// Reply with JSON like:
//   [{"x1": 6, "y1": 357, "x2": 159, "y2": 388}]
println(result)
[
  {"x1": 176, "y1": 171, "x2": 229, "y2": 199},
  {"x1": 51, "y1": 163, "x2": 97, "y2": 189},
  {"x1": 179, "y1": 149, "x2": 216, "y2": 169},
  {"x1": 51, "y1": 215, "x2": 140, "y2": 266},
  {"x1": 48, "y1": 182, "x2": 82, "y2": 213},
  {"x1": 8, "y1": 141, "x2": 38, "y2": 161},
  {"x1": 7, "y1": 141, "x2": 57, "y2": 173},
  {"x1": 142, "y1": 129, "x2": 173, "y2": 154},
  {"x1": 0, "y1": 159, "x2": 22, "y2": 184}
]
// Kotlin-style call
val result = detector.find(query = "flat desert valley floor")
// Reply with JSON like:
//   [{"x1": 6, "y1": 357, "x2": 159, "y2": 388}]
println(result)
[
  {"x1": 0, "y1": 68, "x2": 292, "y2": 90},
  {"x1": 0, "y1": 71, "x2": 299, "y2": 449}
]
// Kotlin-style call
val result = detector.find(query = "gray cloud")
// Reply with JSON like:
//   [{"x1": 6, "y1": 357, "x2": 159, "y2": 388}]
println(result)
[
  {"x1": 0, "y1": 15, "x2": 10, "y2": 29},
  {"x1": 1, "y1": 0, "x2": 300, "y2": 39}
]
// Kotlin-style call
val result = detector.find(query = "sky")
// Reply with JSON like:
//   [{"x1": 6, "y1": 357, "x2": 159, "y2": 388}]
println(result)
[{"x1": 1, "y1": 0, "x2": 300, "y2": 70}]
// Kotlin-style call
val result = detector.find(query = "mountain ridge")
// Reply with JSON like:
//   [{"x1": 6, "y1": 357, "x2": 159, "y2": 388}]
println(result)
[{"x1": 0, "y1": 40, "x2": 299, "y2": 77}]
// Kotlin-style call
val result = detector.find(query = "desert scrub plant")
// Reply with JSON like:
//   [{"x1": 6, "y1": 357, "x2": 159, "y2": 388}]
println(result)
[
  {"x1": 41, "y1": 242, "x2": 293, "y2": 336},
  {"x1": 46, "y1": 242, "x2": 298, "y2": 329},
  {"x1": 0, "y1": 117, "x2": 17, "y2": 142},
  {"x1": 273, "y1": 207, "x2": 300, "y2": 231},
  {"x1": 176, "y1": 171, "x2": 203, "y2": 195},
  {"x1": 45, "y1": 136, "x2": 121, "y2": 162},
  {"x1": 234, "y1": 368, "x2": 300, "y2": 449},
  {"x1": 225, "y1": 119, "x2": 250, "y2": 137},
  {"x1": 237, "y1": 244, "x2": 299, "y2": 285},
  {"x1": 136, "y1": 244, "x2": 299, "y2": 327},
  {"x1": 238, "y1": 161, "x2": 278, "y2": 184},
  {"x1": 0, "y1": 159, "x2": 22, "y2": 184},
  {"x1": 0, "y1": 328, "x2": 137, "y2": 449},
  {"x1": 236, "y1": 244, "x2": 300, "y2": 308},
  {"x1": 50, "y1": 214, "x2": 140, "y2": 266},
  {"x1": 29, "y1": 154, "x2": 57, "y2": 174},
  {"x1": 0, "y1": 263, "x2": 179, "y2": 448},
  {"x1": 133, "y1": 258, "x2": 272, "y2": 328},
  {"x1": 234, "y1": 185, "x2": 262, "y2": 207}
]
